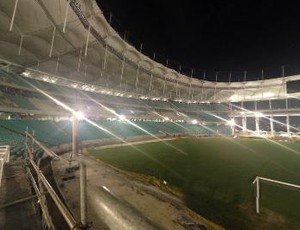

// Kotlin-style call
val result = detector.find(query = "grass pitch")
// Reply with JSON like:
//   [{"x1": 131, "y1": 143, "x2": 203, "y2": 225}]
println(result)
[{"x1": 88, "y1": 137, "x2": 300, "y2": 229}]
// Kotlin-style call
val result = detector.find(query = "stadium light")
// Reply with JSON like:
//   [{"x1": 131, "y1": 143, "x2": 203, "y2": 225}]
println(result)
[
  {"x1": 254, "y1": 112, "x2": 263, "y2": 117},
  {"x1": 227, "y1": 118, "x2": 236, "y2": 126},
  {"x1": 227, "y1": 118, "x2": 236, "y2": 136},
  {"x1": 191, "y1": 119, "x2": 198, "y2": 125},
  {"x1": 22, "y1": 71, "x2": 30, "y2": 77},
  {"x1": 74, "y1": 111, "x2": 85, "y2": 120},
  {"x1": 118, "y1": 114, "x2": 126, "y2": 121},
  {"x1": 164, "y1": 117, "x2": 170, "y2": 121}
]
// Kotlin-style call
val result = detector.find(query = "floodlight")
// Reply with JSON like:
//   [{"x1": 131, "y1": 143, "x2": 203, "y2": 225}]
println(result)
[
  {"x1": 263, "y1": 92, "x2": 274, "y2": 98},
  {"x1": 74, "y1": 111, "x2": 85, "y2": 120},
  {"x1": 227, "y1": 118, "x2": 236, "y2": 126},
  {"x1": 191, "y1": 119, "x2": 198, "y2": 124},
  {"x1": 22, "y1": 71, "x2": 30, "y2": 77},
  {"x1": 118, "y1": 114, "x2": 126, "y2": 120},
  {"x1": 164, "y1": 117, "x2": 169, "y2": 121},
  {"x1": 254, "y1": 112, "x2": 263, "y2": 117}
]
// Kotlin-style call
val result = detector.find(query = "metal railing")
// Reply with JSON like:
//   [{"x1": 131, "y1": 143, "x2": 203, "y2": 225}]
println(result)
[
  {"x1": 25, "y1": 131, "x2": 90, "y2": 229},
  {"x1": 0, "y1": 145, "x2": 10, "y2": 186}
]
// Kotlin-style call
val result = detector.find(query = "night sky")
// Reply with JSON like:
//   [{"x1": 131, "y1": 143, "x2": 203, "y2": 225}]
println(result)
[{"x1": 96, "y1": 0, "x2": 300, "y2": 81}]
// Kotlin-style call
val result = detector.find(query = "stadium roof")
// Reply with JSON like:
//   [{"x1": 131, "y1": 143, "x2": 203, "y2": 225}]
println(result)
[
  {"x1": 96, "y1": 0, "x2": 300, "y2": 79},
  {"x1": 0, "y1": 0, "x2": 299, "y2": 102}
]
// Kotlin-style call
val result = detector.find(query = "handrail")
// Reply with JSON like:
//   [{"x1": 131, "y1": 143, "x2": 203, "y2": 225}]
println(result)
[
  {"x1": 28, "y1": 158, "x2": 78, "y2": 229},
  {"x1": 26, "y1": 166, "x2": 55, "y2": 229},
  {"x1": 0, "y1": 145, "x2": 10, "y2": 186},
  {"x1": 25, "y1": 131, "x2": 60, "y2": 159}
]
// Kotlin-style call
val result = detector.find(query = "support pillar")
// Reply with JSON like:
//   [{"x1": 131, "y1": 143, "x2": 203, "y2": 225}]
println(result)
[
  {"x1": 18, "y1": 35, "x2": 23, "y2": 55},
  {"x1": 163, "y1": 75, "x2": 166, "y2": 96},
  {"x1": 84, "y1": 24, "x2": 91, "y2": 57},
  {"x1": 72, "y1": 117, "x2": 79, "y2": 155},
  {"x1": 120, "y1": 57, "x2": 125, "y2": 89},
  {"x1": 49, "y1": 26, "x2": 56, "y2": 57},
  {"x1": 188, "y1": 79, "x2": 192, "y2": 100},
  {"x1": 175, "y1": 79, "x2": 179, "y2": 97},
  {"x1": 255, "y1": 117, "x2": 260, "y2": 134},
  {"x1": 63, "y1": 0, "x2": 70, "y2": 33},
  {"x1": 135, "y1": 65, "x2": 139, "y2": 90},
  {"x1": 270, "y1": 115, "x2": 274, "y2": 136},
  {"x1": 80, "y1": 162, "x2": 87, "y2": 228},
  {"x1": 242, "y1": 116, "x2": 247, "y2": 132},
  {"x1": 9, "y1": 0, "x2": 19, "y2": 31},
  {"x1": 103, "y1": 44, "x2": 108, "y2": 70},
  {"x1": 77, "y1": 47, "x2": 83, "y2": 71},
  {"x1": 286, "y1": 115, "x2": 290, "y2": 136},
  {"x1": 148, "y1": 71, "x2": 153, "y2": 92},
  {"x1": 55, "y1": 55, "x2": 60, "y2": 73}
]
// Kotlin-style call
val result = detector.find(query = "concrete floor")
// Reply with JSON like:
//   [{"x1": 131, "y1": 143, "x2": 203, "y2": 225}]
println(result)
[
  {"x1": 0, "y1": 161, "x2": 41, "y2": 230},
  {"x1": 52, "y1": 152, "x2": 221, "y2": 230}
]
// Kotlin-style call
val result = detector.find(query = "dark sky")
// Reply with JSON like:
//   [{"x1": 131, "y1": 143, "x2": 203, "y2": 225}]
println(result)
[{"x1": 96, "y1": 0, "x2": 300, "y2": 81}]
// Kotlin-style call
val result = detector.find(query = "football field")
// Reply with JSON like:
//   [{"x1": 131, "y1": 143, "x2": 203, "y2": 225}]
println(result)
[{"x1": 88, "y1": 137, "x2": 300, "y2": 229}]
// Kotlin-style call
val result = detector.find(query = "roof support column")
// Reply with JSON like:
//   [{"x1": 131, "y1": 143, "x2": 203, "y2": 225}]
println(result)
[
  {"x1": 103, "y1": 43, "x2": 108, "y2": 70},
  {"x1": 191, "y1": 88, "x2": 194, "y2": 100},
  {"x1": 148, "y1": 71, "x2": 153, "y2": 93},
  {"x1": 135, "y1": 64, "x2": 140, "y2": 90},
  {"x1": 163, "y1": 75, "x2": 166, "y2": 96},
  {"x1": 188, "y1": 81, "x2": 192, "y2": 100},
  {"x1": 255, "y1": 101, "x2": 260, "y2": 134},
  {"x1": 228, "y1": 72, "x2": 232, "y2": 98},
  {"x1": 84, "y1": 24, "x2": 91, "y2": 56},
  {"x1": 261, "y1": 69, "x2": 264, "y2": 98},
  {"x1": 243, "y1": 71, "x2": 247, "y2": 101},
  {"x1": 49, "y1": 26, "x2": 56, "y2": 57},
  {"x1": 103, "y1": 44, "x2": 108, "y2": 86},
  {"x1": 175, "y1": 78, "x2": 179, "y2": 97},
  {"x1": 269, "y1": 100, "x2": 274, "y2": 136},
  {"x1": 214, "y1": 72, "x2": 218, "y2": 101},
  {"x1": 242, "y1": 116, "x2": 247, "y2": 132},
  {"x1": 255, "y1": 117, "x2": 260, "y2": 134},
  {"x1": 77, "y1": 46, "x2": 83, "y2": 71},
  {"x1": 55, "y1": 55, "x2": 60, "y2": 73},
  {"x1": 270, "y1": 115, "x2": 274, "y2": 136},
  {"x1": 188, "y1": 69, "x2": 193, "y2": 100},
  {"x1": 286, "y1": 115, "x2": 290, "y2": 136},
  {"x1": 286, "y1": 97, "x2": 290, "y2": 136},
  {"x1": 18, "y1": 34, "x2": 23, "y2": 55},
  {"x1": 242, "y1": 101, "x2": 247, "y2": 132},
  {"x1": 120, "y1": 57, "x2": 125, "y2": 89},
  {"x1": 63, "y1": 0, "x2": 70, "y2": 33},
  {"x1": 9, "y1": 0, "x2": 19, "y2": 31}
]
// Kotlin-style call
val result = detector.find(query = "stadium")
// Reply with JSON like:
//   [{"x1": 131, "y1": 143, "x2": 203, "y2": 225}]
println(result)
[{"x1": 0, "y1": 0, "x2": 300, "y2": 229}]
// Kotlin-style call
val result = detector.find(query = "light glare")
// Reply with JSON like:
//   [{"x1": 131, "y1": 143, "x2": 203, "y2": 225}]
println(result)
[
  {"x1": 227, "y1": 118, "x2": 236, "y2": 126},
  {"x1": 191, "y1": 119, "x2": 198, "y2": 124},
  {"x1": 74, "y1": 111, "x2": 85, "y2": 120}
]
